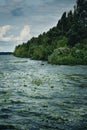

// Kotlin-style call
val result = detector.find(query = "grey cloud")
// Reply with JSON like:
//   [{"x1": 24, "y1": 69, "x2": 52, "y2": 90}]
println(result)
[
  {"x1": 0, "y1": 0, "x2": 24, "y2": 15},
  {"x1": 11, "y1": 7, "x2": 24, "y2": 16}
]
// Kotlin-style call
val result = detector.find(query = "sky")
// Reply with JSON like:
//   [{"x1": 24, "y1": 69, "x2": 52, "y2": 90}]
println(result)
[{"x1": 0, "y1": 0, "x2": 76, "y2": 52}]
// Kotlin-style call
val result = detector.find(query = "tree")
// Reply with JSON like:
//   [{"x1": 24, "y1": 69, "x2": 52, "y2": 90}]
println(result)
[
  {"x1": 57, "y1": 12, "x2": 68, "y2": 33},
  {"x1": 75, "y1": 0, "x2": 87, "y2": 27}
]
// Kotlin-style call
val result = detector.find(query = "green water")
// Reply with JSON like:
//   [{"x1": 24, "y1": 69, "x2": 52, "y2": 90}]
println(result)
[{"x1": 0, "y1": 55, "x2": 87, "y2": 130}]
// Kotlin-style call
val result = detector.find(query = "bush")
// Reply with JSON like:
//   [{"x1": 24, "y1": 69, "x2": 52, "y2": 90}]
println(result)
[
  {"x1": 48, "y1": 47, "x2": 87, "y2": 65},
  {"x1": 56, "y1": 37, "x2": 68, "y2": 48}
]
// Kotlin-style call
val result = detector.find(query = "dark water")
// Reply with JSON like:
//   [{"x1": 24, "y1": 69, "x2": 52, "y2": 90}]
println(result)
[{"x1": 0, "y1": 55, "x2": 87, "y2": 130}]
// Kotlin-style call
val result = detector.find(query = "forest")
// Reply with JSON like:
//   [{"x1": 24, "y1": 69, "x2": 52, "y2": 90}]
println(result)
[{"x1": 14, "y1": 0, "x2": 87, "y2": 65}]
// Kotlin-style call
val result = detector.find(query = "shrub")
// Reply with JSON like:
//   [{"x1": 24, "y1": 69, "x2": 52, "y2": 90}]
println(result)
[{"x1": 48, "y1": 47, "x2": 87, "y2": 65}]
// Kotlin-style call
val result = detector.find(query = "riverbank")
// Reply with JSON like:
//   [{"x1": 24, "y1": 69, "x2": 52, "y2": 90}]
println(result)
[{"x1": 14, "y1": 46, "x2": 87, "y2": 65}]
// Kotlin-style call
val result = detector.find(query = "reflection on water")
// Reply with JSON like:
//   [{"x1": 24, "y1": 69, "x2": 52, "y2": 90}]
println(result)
[{"x1": 0, "y1": 55, "x2": 87, "y2": 130}]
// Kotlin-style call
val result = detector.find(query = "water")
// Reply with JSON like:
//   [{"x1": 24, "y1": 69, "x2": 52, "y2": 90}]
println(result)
[{"x1": 0, "y1": 55, "x2": 87, "y2": 130}]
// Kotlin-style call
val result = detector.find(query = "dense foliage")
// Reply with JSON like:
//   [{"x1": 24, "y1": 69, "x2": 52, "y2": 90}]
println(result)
[{"x1": 14, "y1": 0, "x2": 87, "y2": 65}]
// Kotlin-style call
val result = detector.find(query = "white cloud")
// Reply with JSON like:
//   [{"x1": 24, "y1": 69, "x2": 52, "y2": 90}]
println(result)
[
  {"x1": 0, "y1": 25, "x2": 31, "y2": 43},
  {"x1": 0, "y1": 25, "x2": 12, "y2": 37},
  {"x1": 15, "y1": 25, "x2": 31, "y2": 42}
]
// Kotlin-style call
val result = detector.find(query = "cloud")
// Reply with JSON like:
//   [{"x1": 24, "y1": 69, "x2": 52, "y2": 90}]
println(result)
[
  {"x1": 0, "y1": 0, "x2": 24, "y2": 15},
  {"x1": 11, "y1": 7, "x2": 23, "y2": 16},
  {"x1": 13, "y1": 25, "x2": 31, "y2": 42},
  {"x1": 0, "y1": 25, "x2": 31, "y2": 43},
  {"x1": 0, "y1": 25, "x2": 12, "y2": 36},
  {"x1": 0, "y1": 25, "x2": 13, "y2": 42},
  {"x1": 20, "y1": 25, "x2": 31, "y2": 40}
]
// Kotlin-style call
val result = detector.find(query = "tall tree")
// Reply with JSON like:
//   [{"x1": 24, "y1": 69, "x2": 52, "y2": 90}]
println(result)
[{"x1": 57, "y1": 12, "x2": 67, "y2": 33}]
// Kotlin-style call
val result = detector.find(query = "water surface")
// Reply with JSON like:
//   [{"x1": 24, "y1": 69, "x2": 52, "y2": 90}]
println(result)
[{"x1": 0, "y1": 55, "x2": 87, "y2": 130}]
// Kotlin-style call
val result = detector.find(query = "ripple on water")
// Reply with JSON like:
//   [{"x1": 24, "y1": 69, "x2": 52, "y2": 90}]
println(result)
[{"x1": 0, "y1": 55, "x2": 87, "y2": 130}]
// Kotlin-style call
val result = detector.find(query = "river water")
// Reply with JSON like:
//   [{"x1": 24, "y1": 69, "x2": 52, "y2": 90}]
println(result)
[{"x1": 0, "y1": 55, "x2": 87, "y2": 130}]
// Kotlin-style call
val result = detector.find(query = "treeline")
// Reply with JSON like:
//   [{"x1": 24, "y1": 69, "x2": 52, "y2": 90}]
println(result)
[
  {"x1": 0, "y1": 52, "x2": 13, "y2": 55},
  {"x1": 14, "y1": 0, "x2": 87, "y2": 65}
]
